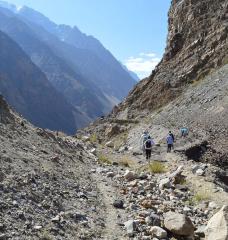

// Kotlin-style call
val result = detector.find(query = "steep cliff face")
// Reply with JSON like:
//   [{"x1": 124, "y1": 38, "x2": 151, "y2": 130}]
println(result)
[{"x1": 116, "y1": 0, "x2": 228, "y2": 117}]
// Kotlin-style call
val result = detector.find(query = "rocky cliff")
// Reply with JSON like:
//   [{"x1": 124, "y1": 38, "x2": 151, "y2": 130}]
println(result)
[{"x1": 115, "y1": 0, "x2": 228, "y2": 116}]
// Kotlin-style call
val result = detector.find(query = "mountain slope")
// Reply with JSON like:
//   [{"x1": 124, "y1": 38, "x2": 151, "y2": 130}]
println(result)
[
  {"x1": 115, "y1": 0, "x2": 228, "y2": 116},
  {"x1": 0, "y1": 30, "x2": 85, "y2": 134},
  {"x1": 13, "y1": 5, "x2": 137, "y2": 100},
  {"x1": 0, "y1": 8, "x2": 113, "y2": 120}
]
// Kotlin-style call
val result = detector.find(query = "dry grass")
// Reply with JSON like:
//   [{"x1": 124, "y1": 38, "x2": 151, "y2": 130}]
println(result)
[
  {"x1": 148, "y1": 161, "x2": 166, "y2": 174},
  {"x1": 97, "y1": 154, "x2": 111, "y2": 165},
  {"x1": 119, "y1": 156, "x2": 136, "y2": 168},
  {"x1": 193, "y1": 189, "x2": 211, "y2": 202}
]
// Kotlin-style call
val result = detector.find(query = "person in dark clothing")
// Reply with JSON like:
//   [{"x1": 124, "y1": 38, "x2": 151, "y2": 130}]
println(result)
[
  {"x1": 144, "y1": 136, "x2": 155, "y2": 160},
  {"x1": 169, "y1": 131, "x2": 175, "y2": 142}
]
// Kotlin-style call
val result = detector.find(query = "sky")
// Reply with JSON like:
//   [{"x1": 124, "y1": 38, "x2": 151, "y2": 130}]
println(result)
[{"x1": 8, "y1": 0, "x2": 171, "y2": 79}]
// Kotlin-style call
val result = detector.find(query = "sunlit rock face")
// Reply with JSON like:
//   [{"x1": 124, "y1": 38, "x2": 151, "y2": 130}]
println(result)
[{"x1": 116, "y1": 0, "x2": 228, "y2": 116}]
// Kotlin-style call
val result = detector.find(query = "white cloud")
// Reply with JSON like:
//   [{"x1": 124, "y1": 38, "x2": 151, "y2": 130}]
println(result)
[{"x1": 125, "y1": 52, "x2": 161, "y2": 79}]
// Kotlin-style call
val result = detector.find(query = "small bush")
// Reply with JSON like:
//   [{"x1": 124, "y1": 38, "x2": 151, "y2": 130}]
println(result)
[
  {"x1": 98, "y1": 154, "x2": 111, "y2": 164},
  {"x1": 119, "y1": 157, "x2": 135, "y2": 168},
  {"x1": 40, "y1": 231, "x2": 53, "y2": 240},
  {"x1": 193, "y1": 190, "x2": 210, "y2": 202},
  {"x1": 148, "y1": 161, "x2": 166, "y2": 174},
  {"x1": 90, "y1": 134, "x2": 97, "y2": 143}
]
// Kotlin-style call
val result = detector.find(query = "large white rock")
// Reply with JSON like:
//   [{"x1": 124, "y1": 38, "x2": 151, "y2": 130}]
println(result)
[
  {"x1": 150, "y1": 226, "x2": 167, "y2": 239},
  {"x1": 164, "y1": 211, "x2": 194, "y2": 236},
  {"x1": 205, "y1": 205, "x2": 228, "y2": 240}
]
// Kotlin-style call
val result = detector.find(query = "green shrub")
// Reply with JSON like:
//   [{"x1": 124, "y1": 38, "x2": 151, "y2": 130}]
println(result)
[{"x1": 90, "y1": 134, "x2": 97, "y2": 143}]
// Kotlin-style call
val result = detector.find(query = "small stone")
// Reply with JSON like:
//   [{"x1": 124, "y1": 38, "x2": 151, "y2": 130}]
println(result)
[
  {"x1": 150, "y1": 226, "x2": 167, "y2": 239},
  {"x1": 196, "y1": 169, "x2": 204, "y2": 176},
  {"x1": 208, "y1": 201, "x2": 217, "y2": 209},
  {"x1": 90, "y1": 148, "x2": 96, "y2": 154},
  {"x1": 12, "y1": 200, "x2": 18, "y2": 207},
  {"x1": 51, "y1": 215, "x2": 60, "y2": 223},
  {"x1": 105, "y1": 141, "x2": 114, "y2": 148},
  {"x1": 124, "y1": 170, "x2": 137, "y2": 181},
  {"x1": 124, "y1": 220, "x2": 136, "y2": 236},
  {"x1": 34, "y1": 225, "x2": 42, "y2": 230},
  {"x1": 159, "y1": 178, "x2": 171, "y2": 189},
  {"x1": 106, "y1": 172, "x2": 115, "y2": 177},
  {"x1": 113, "y1": 200, "x2": 124, "y2": 209}
]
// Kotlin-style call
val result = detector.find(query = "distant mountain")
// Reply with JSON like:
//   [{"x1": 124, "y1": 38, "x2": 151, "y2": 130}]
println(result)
[
  {"x1": 0, "y1": 1, "x2": 136, "y2": 108},
  {"x1": 17, "y1": 6, "x2": 136, "y2": 99},
  {"x1": 0, "y1": 30, "x2": 87, "y2": 134},
  {"x1": 0, "y1": 7, "x2": 115, "y2": 121}
]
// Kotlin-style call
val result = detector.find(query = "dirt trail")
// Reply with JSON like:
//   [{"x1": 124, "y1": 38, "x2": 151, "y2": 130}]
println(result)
[{"x1": 93, "y1": 173, "x2": 127, "y2": 240}]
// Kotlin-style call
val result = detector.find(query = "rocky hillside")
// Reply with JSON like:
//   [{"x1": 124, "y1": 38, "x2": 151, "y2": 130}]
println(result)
[
  {"x1": 0, "y1": 30, "x2": 87, "y2": 134},
  {"x1": 94, "y1": 0, "x2": 228, "y2": 170},
  {"x1": 1, "y1": 93, "x2": 228, "y2": 240},
  {"x1": 115, "y1": 0, "x2": 228, "y2": 115},
  {"x1": 0, "y1": 95, "x2": 107, "y2": 239}
]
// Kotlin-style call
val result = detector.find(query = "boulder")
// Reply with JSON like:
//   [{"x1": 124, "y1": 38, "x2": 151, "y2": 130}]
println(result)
[
  {"x1": 205, "y1": 205, "x2": 228, "y2": 240},
  {"x1": 164, "y1": 211, "x2": 194, "y2": 236},
  {"x1": 150, "y1": 226, "x2": 167, "y2": 239}
]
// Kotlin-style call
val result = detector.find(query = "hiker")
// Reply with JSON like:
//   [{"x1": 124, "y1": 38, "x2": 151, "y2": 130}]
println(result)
[
  {"x1": 166, "y1": 131, "x2": 174, "y2": 152},
  {"x1": 140, "y1": 130, "x2": 149, "y2": 155},
  {"x1": 144, "y1": 136, "x2": 155, "y2": 160},
  {"x1": 180, "y1": 127, "x2": 188, "y2": 137}
]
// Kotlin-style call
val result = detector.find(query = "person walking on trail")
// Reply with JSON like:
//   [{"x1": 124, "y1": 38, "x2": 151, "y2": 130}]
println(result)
[
  {"x1": 166, "y1": 131, "x2": 174, "y2": 153},
  {"x1": 180, "y1": 127, "x2": 188, "y2": 137},
  {"x1": 144, "y1": 136, "x2": 155, "y2": 160},
  {"x1": 140, "y1": 131, "x2": 149, "y2": 155}
]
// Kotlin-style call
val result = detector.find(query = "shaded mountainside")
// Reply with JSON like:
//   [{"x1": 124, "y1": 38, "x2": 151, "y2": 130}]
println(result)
[
  {"x1": 0, "y1": 30, "x2": 87, "y2": 134},
  {"x1": 115, "y1": 0, "x2": 228, "y2": 116},
  {"x1": 0, "y1": 8, "x2": 112, "y2": 120},
  {"x1": 17, "y1": 6, "x2": 136, "y2": 100},
  {"x1": 0, "y1": 2, "x2": 136, "y2": 119}
]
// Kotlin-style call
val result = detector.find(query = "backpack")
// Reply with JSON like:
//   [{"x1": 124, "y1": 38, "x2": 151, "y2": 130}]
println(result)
[
  {"x1": 145, "y1": 140, "x2": 152, "y2": 148},
  {"x1": 143, "y1": 134, "x2": 148, "y2": 143}
]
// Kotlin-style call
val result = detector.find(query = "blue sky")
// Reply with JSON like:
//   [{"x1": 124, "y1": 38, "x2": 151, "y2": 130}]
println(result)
[{"x1": 8, "y1": 0, "x2": 171, "y2": 78}]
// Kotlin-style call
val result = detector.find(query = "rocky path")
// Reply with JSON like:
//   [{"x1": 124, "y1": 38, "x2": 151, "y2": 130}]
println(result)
[{"x1": 94, "y1": 173, "x2": 127, "y2": 240}]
